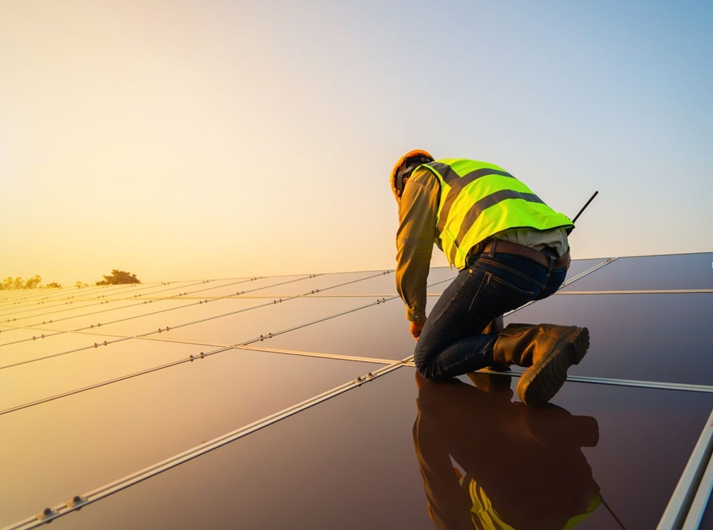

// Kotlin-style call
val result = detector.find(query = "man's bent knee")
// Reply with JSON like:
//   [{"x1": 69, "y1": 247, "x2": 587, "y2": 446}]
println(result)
[
  {"x1": 416, "y1": 360, "x2": 453, "y2": 382},
  {"x1": 414, "y1": 335, "x2": 455, "y2": 382}
]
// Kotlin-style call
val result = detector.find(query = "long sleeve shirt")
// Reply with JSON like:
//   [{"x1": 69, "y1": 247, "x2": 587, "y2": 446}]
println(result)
[{"x1": 395, "y1": 167, "x2": 569, "y2": 322}]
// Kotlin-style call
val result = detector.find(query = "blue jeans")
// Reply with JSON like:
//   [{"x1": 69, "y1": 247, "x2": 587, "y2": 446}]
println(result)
[{"x1": 414, "y1": 246, "x2": 567, "y2": 381}]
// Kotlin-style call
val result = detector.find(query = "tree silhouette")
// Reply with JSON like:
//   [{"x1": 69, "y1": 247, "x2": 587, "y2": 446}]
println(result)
[
  {"x1": 96, "y1": 269, "x2": 141, "y2": 285},
  {"x1": 24, "y1": 275, "x2": 42, "y2": 289},
  {"x1": 0, "y1": 275, "x2": 45, "y2": 290}
]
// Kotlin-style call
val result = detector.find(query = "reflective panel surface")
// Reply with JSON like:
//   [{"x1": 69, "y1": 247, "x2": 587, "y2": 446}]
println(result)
[
  {"x1": 561, "y1": 253, "x2": 713, "y2": 291},
  {"x1": 505, "y1": 293, "x2": 713, "y2": 385},
  {"x1": 562, "y1": 258, "x2": 609, "y2": 279},
  {"x1": 0, "y1": 351, "x2": 380, "y2": 526},
  {"x1": 199, "y1": 272, "x2": 383, "y2": 297},
  {"x1": 28, "y1": 298, "x2": 234, "y2": 333},
  {"x1": 112, "y1": 297, "x2": 373, "y2": 345},
  {"x1": 265, "y1": 296, "x2": 428, "y2": 360},
  {"x1": 0, "y1": 326, "x2": 58, "y2": 346},
  {"x1": 4, "y1": 253, "x2": 711, "y2": 528},
  {"x1": 0, "y1": 338, "x2": 197, "y2": 410},
  {"x1": 171, "y1": 274, "x2": 311, "y2": 297},
  {"x1": 0, "y1": 329, "x2": 113, "y2": 367},
  {"x1": 324, "y1": 268, "x2": 457, "y2": 296},
  {"x1": 47, "y1": 368, "x2": 713, "y2": 530}
]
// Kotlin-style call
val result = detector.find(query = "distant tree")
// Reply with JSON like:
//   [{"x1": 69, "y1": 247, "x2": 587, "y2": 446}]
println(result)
[
  {"x1": 1, "y1": 276, "x2": 18, "y2": 290},
  {"x1": 0, "y1": 275, "x2": 62, "y2": 290},
  {"x1": 25, "y1": 275, "x2": 42, "y2": 289},
  {"x1": 75, "y1": 281, "x2": 89, "y2": 289},
  {"x1": 44, "y1": 282, "x2": 62, "y2": 289},
  {"x1": 96, "y1": 269, "x2": 141, "y2": 285}
]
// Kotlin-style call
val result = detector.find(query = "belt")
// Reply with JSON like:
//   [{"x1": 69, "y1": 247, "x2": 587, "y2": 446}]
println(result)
[{"x1": 480, "y1": 239, "x2": 571, "y2": 270}]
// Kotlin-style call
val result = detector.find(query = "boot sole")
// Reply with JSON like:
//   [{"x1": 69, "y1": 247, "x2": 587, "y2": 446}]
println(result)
[{"x1": 517, "y1": 327, "x2": 590, "y2": 407}]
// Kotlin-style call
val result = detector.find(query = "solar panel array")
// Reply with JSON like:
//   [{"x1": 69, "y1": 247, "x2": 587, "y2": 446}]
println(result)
[{"x1": 1, "y1": 252, "x2": 712, "y2": 530}]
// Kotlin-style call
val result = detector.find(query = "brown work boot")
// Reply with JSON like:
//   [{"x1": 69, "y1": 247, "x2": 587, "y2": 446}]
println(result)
[{"x1": 492, "y1": 324, "x2": 590, "y2": 407}]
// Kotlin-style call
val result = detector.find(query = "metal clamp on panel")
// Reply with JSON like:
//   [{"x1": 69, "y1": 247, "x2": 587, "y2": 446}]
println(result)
[
  {"x1": 35, "y1": 507, "x2": 55, "y2": 521},
  {"x1": 65, "y1": 495, "x2": 86, "y2": 508}
]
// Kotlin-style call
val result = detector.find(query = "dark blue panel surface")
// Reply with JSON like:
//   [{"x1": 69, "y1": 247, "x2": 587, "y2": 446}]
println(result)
[
  {"x1": 562, "y1": 252, "x2": 713, "y2": 291},
  {"x1": 47, "y1": 368, "x2": 713, "y2": 530},
  {"x1": 264, "y1": 296, "x2": 420, "y2": 360},
  {"x1": 505, "y1": 292, "x2": 713, "y2": 385},
  {"x1": 0, "y1": 351, "x2": 380, "y2": 527}
]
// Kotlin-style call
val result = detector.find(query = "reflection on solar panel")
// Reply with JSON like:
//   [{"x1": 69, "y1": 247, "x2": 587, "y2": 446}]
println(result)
[{"x1": 1, "y1": 252, "x2": 712, "y2": 530}]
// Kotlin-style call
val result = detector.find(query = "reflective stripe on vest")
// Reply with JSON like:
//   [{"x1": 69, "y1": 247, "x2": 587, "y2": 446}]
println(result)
[
  {"x1": 466, "y1": 476, "x2": 601, "y2": 530},
  {"x1": 421, "y1": 159, "x2": 574, "y2": 269}
]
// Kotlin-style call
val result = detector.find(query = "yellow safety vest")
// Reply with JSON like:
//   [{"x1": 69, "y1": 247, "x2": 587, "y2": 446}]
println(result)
[
  {"x1": 466, "y1": 475, "x2": 601, "y2": 530},
  {"x1": 420, "y1": 159, "x2": 574, "y2": 269}
]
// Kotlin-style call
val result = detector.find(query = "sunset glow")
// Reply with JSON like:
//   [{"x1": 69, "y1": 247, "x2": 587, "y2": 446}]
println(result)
[{"x1": 2, "y1": 0, "x2": 711, "y2": 283}]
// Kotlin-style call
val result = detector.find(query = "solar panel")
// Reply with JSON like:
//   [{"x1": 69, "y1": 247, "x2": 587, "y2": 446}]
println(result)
[
  {"x1": 324, "y1": 267, "x2": 458, "y2": 295},
  {"x1": 26, "y1": 368, "x2": 713, "y2": 530},
  {"x1": 265, "y1": 297, "x2": 428, "y2": 361},
  {"x1": 0, "y1": 347, "x2": 383, "y2": 525},
  {"x1": 561, "y1": 252, "x2": 713, "y2": 291},
  {"x1": 505, "y1": 292, "x2": 713, "y2": 385},
  {"x1": 1, "y1": 254, "x2": 711, "y2": 530}
]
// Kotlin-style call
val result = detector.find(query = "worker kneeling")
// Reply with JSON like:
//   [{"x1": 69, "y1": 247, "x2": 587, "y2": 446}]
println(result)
[{"x1": 391, "y1": 151, "x2": 590, "y2": 407}]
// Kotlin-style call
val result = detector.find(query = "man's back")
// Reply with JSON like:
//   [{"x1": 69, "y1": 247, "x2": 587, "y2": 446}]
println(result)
[{"x1": 395, "y1": 158, "x2": 571, "y2": 323}]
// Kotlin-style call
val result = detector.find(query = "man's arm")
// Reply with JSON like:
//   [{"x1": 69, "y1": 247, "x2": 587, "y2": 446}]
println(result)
[{"x1": 395, "y1": 168, "x2": 440, "y2": 333}]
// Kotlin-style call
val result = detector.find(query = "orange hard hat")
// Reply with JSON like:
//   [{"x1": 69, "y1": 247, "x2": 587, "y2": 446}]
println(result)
[{"x1": 390, "y1": 149, "x2": 434, "y2": 202}]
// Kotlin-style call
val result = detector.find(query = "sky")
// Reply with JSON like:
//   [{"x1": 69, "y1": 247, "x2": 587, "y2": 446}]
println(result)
[{"x1": 1, "y1": 0, "x2": 711, "y2": 285}]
